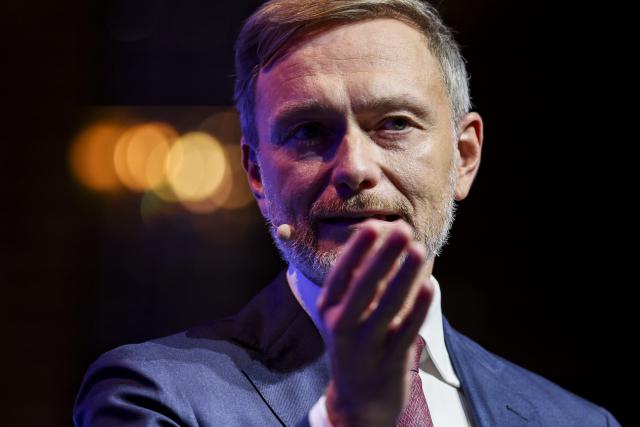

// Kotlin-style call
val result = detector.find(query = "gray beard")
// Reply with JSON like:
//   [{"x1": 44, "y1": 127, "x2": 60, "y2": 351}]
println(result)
[{"x1": 264, "y1": 151, "x2": 459, "y2": 286}]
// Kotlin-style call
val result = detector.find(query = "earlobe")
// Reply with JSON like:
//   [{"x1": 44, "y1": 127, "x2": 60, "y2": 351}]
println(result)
[
  {"x1": 241, "y1": 138, "x2": 264, "y2": 200},
  {"x1": 454, "y1": 112, "x2": 484, "y2": 201}
]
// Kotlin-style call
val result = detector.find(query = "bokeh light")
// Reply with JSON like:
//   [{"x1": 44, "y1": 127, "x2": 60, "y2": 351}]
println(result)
[
  {"x1": 199, "y1": 109, "x2": 254, "y2": 211},
  {"x1": 221, "y1": 144, "x2": 254, "y2": 210},
  {"x1": 166, "y1": 131, "x2": 227, "y2": 202},
  {"x1": 113, "y1": 122, "x2": 177, "y2": 192},
  {"x1": 151, "y1": 180, "x2": 179, "y2": 203},
  {"x1": 69, "y1": 122, "x2": 124, "y2": 192},
  {"x1": 180, "y1": 159, "x2": 233, "y2": 214},
  {"x1": 71, "y1": 111, "x2": 256, "y2": 218}
]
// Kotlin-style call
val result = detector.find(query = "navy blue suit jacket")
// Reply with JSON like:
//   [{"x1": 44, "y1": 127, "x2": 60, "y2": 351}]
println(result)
[{"x1": 74, "y1": 271, "x2": 621, "y2": 426}]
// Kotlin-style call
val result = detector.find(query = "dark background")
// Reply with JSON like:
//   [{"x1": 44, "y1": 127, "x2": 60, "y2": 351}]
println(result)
[{"x1": 1, "y1": 1, "x2": 630, "y2": 426}]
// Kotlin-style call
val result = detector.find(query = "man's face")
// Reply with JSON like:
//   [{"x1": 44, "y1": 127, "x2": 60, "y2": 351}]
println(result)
[{"x1": 246, "y1": 18, "x2": 462, "y2": 285}]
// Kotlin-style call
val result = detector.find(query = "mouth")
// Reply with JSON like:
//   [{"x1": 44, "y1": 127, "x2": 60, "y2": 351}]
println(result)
[{"x1": 320, "y1": 213, "x2": 402, "y2": 226}]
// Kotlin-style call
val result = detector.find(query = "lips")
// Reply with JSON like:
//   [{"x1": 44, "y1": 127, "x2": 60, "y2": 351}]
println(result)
[{"x1": 320, "y1": 214, "x2": 401, "y2": 226}]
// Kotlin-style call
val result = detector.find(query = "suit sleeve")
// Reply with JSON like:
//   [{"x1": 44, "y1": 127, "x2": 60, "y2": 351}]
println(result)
[{"x1": 73, "y1": 352, "x2": 191, "y2": 427}]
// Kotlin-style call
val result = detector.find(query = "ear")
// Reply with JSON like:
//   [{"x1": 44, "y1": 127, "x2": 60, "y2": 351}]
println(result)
[
  {"x1": 241, "y1": 137, "x2": 267, "y2": 210},
  {"x1": 454, "y1": 112, "x2": 484, "y2": 201}
]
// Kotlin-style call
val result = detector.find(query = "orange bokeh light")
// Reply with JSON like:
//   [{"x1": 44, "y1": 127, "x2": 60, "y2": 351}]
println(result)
[
  {"x1": 69, "y1": 122, "x2": 124, "y2": 192},
  {"x1": 70, "y1": 113, "x2": 256, "y2": 218},
  {"x1": 113, "y1": 122, "x2": 177, "y2": 192}
]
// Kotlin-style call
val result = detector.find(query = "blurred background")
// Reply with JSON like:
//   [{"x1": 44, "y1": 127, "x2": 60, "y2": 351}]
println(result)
[{"x1": 0, "y1": 0, "x2": 630, "y2": 425}]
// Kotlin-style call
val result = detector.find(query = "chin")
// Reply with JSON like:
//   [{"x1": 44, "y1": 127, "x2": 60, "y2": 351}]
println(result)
[
  {"x1": 288, "y1": 247, "x2": 338, "y2": 286},
  {"x1": 295, "y1": 249, "x2": 337, "y2": 286}
]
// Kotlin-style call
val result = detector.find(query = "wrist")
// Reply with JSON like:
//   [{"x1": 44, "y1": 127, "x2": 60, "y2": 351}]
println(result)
[{"x1": 325, "y1": 382, "x2": 395, "y2": 427}]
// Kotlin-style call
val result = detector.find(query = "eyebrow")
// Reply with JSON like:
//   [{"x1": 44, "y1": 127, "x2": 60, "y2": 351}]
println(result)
[
  {"x1": 272, "y1": 99, "x2": 338, "y2": 125},
  {"x1": 355, "y1": 95, "x2": 437, "y2": 126},
  {"x1": 271, "y1": 94, "x2": 436, "y2": 133}
]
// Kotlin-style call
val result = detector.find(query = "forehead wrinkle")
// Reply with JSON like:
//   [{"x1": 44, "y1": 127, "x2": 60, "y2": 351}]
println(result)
[
  {"x1": 280, "y1": 41, "x2": 424, "y2": 79},
  {"x1": 297, "y1": 18, "x2": 428, "y2": 61},
  {"x1": 255, "y1": 18, "x2": 450, "y2": 140},
  {"x1": 260, "y1": 46, "x2": 442, "y2": 113},
  {"x1": 267, "y1": 20, "x2": 432, "y2": 83},
  {"x1": 267, "y1": 55, "x2": 401, "y2": 93},
  {"x1": 257, "y1": 18, "x2": 439, "y2": 91},
  {"x1": 262, "y1": 68, "x2": 442, "y2": 133}
]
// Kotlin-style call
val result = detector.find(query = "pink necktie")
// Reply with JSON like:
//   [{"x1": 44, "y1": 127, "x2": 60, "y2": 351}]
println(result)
[{"x1": 395, "y1": 335, "x2": 434, "y2": 427}]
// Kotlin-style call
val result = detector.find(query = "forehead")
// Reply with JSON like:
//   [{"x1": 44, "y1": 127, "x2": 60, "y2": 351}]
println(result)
[{"x1": 255, "y1": 18, "x2": 449, "y2": 122}]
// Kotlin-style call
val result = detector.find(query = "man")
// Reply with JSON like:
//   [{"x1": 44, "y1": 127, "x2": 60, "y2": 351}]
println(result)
[{"x1": 74, "y1": 1, "x2": 620, "y2": 426}]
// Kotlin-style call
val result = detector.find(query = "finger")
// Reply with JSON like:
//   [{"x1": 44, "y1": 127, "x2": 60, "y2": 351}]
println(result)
[
  {"x1": 317, "y1": 225, "x2": 378, "y2": 312},
  {"x1": 364, "y1": 241, "x2": 426, "y2": 338},
  {"x1": 334, "y1": 224, "x2": 412, "y2": 331},
  {"x1": 386, "y1": 281, "x2": 433, "y2": 355}
]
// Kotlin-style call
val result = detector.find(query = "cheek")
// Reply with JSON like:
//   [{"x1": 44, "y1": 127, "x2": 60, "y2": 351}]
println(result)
[
  {"x1": 388, "y1": 149, "x2": 433, "y2": 192},
  {"x1": 263, "y1": 156, "x2": 326, "y2": 213},
  {"x1": 388, "y1": 146, "x2": 452, "y2": 208}
]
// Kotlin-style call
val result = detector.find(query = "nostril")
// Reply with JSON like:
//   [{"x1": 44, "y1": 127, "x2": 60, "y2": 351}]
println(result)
[
  {"x1": 359, "y1": 178, "x2": 376, "y2": 190},
  {"x1": 336, "y1": 177, "x2": 375, "y2": 192},
  {"x1": 331, "y1": 159, "x2": 379, "y2": 193}
]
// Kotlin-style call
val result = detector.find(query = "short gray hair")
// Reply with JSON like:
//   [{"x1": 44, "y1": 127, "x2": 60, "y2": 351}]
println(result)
[{"x1": 234, "y1": 0, "x2": 472, "y2": 149}]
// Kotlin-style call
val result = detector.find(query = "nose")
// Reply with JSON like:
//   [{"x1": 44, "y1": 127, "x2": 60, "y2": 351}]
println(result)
[{"x1": 330, "y1": 129, "x2": 381, "y2": 195}]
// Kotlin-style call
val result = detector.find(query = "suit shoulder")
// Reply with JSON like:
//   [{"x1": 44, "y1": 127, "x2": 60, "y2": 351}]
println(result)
[
  {"x1": 454, "y1": 332, "x2": 620, "y2": 426},
  {"x1": 91, "y1": 330, "x2": 241, "y2": 367},
  {"x1": 80, "y1": 329, "x2": 252, "y2": 394},
  {"x1": 74, "y1": 330, "x2": 259, "y2": 426}
]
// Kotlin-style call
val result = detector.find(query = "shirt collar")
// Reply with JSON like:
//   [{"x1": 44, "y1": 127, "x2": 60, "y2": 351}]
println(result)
[{"x1": 286, "y1": 265, "x2": 461, "y2": 388}]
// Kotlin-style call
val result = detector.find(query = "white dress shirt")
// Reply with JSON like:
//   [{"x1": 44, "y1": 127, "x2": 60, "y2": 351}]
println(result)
[{"x1": 286, "y1": 266, "x2": 476, "y2": 427}]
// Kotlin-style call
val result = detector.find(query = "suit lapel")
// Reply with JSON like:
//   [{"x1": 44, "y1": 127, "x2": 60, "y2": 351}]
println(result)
[
  {"x1": 198, "y1": 271, "x2": 539, "y2": 426},
  {"x1": 443, "y1": 317, "x2": 538, "y2": 427},
  {"x1": 242, "y1": 346, "x2": 329, "y2": 426},
  {"x1": 201, "y1": 270, "x2": 330, "y2": 426}
]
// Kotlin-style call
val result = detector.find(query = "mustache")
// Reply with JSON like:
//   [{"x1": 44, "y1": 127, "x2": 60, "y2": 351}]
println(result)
[{"x1": 309, "y1": 193, "x2": 412, "y2": 223}]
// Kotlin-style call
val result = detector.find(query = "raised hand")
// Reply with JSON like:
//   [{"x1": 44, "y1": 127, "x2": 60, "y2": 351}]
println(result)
[{"x1": 316, "y1": 220, "x2": 434, "y2": 427}]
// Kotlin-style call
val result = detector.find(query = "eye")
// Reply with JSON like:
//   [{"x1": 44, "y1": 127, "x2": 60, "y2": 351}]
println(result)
[
  {"x1": 380, "y1": 117, "x2": 411, "y2": 132},
  {"x1": 289, "y1": 123, "x2": 325, "y2": 141}
]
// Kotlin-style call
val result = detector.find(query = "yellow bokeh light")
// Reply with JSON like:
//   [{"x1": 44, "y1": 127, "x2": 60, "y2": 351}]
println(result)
[
  {"x1": 69, "y1": 122, "x2": 124, "y2": 192},
  {"x1": 166, "y1": 132, "x2": 227, "y2": 202},
  {"x1": 180, "y1": 152, "x2": 233, "y2": 214},
  {"x1": 181, "y1": 143, "x2": 257, "y2": 214},
  {"x1": 114, "y1": 122, "x2": 177, "y2": 192}
]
